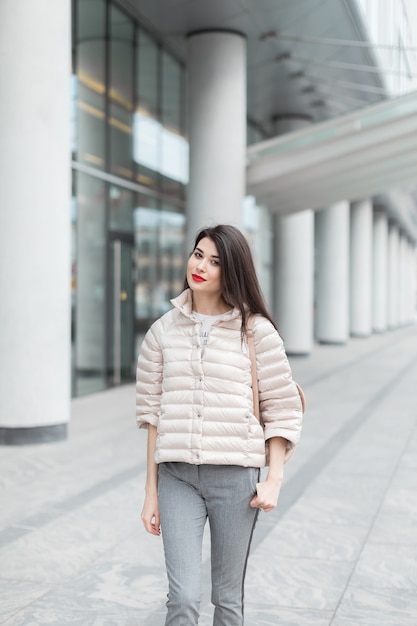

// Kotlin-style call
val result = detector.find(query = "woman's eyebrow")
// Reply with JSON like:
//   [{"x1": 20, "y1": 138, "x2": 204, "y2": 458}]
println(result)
[{"x1": 195, "y1": 246, "x2": 219, "y2": 259}]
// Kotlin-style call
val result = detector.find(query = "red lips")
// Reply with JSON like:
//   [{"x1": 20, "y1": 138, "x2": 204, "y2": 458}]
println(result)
[{"x1": 192, "y1": 274, "x2": 206, "y2": 283}]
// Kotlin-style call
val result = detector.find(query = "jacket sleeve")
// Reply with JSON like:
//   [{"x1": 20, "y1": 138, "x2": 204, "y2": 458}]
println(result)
[
  {"x1": 254, "y1": 318, "x2": 303, "y2": 459},
  {"x1": 136, "y1": 321, "x2": 163, "y2": 429}
]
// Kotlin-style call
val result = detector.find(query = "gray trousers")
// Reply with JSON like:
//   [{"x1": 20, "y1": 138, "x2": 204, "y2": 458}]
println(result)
[{"x1": 158, "y1": 462, "x2": 259, "y2": 626}]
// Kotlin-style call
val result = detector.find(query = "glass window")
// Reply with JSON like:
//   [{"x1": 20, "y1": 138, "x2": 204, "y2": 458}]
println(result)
[
  {"x1": 109, "y1": 236, "x2": 135, "y2": 382},
  {"x1": 247, "y1": 121, "x2": 266, "y2": 146},
  {"x1": 160, "y1": 202, "x2": 186, "y2": 306},
  {"x1": 134, "y1": 28, "x2": 160, "y2": 188},
  {"x1": 73, "y1": 171, "x2": 107, "y2": 396},
  {"x1": 161, "y1": 52, "x2": 186, "y2": 197},
  {"x1": 71, "y1": 183, "x2": 77, "y2": 396},
  {"x1": 134, "y1": 195, "x2": 160, "y2": 323},
  {"x1": 72, "y1": 0, "x2": 187, "y2": 395},
  {"x1": 109, "y1": 5, "x2": 134, "y2": 179},
  {"x1": 109, "y1": 184, "x2": 134, "y2": 232},
  {"x1": 76, "y1": 0, "x2": 106, "y2": 169},
  {"x1": 108, "y1": 187, "x2": 135, "y2": 383},
  {"x1": 133, "y1": 197, "x2": 185, "y2": 343}
]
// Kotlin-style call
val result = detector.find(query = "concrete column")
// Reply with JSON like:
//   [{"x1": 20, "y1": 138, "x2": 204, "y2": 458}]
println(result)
[
  {"x1": 398, "y1": 234, "x2": 408, "y2": 326},
  {"x1": 350, "y1": 199, "x2": 373, "y2": 337},
  {"x1": 187, "y1": 30, "x2": 246, "y2": 246},
  {"x1": 0, "y1": 0, "x2": 71, "y2": 443},
  {"x1": 316, "y1": 201, "x2": 350, "y2": 344},
  {"x1": 405, "y1": 240, "x2": 413, "y2": 323},
  {"x1": 387, "y1": 223, "x2": 400, "y2": 329},
  {"x1": 404, "y1": 237, "x2": 415, "y2": 325},
  {"x1": 253, "y1": 204, "x2": 273, "y2": 310},
  {"x1": 273, "y1": 115, "x2": 314, "y2": 355},
  {"x1": 410, "y1": 244, "x2": 417, "y2": 322},
  {"x1": 275, "y1": 211, "x2": 314, "y2": 354},
  {"x1": 372, "y1": 211, "x2": 388, "y2": 332},
  {"x1": 405, "y1": 240, "x2": 414, "y2": 323}
]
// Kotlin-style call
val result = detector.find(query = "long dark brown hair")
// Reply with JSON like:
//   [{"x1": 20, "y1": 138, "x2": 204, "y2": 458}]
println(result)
[{"x1": 184, "y1": 224, "x2": 277, "y2": 335}]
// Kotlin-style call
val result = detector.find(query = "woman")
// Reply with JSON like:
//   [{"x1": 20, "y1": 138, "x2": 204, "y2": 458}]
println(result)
[{"x1": 137, "y1": 224, "x2": 303, "y2": 625}]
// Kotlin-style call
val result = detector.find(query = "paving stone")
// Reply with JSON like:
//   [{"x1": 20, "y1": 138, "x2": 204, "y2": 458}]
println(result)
[{"x1": 1, "y1": 325, "x2": 417, "y2": 625}]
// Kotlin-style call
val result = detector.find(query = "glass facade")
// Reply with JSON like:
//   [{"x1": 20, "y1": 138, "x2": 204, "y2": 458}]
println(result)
[
  {"x1": 71, "y1": 0, "x2": 187, "y2": 396},
  {"x1": 356, "y1": 0, "x2": 417, "y2": 96},
  {"x1": 247, "y1": 120, "x2": 267, "y2": 146}
]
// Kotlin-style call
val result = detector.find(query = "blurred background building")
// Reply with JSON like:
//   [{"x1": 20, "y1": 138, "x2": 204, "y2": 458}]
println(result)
[{"x1": 1, "y1": 0, "x2": 417, "y2": 443}]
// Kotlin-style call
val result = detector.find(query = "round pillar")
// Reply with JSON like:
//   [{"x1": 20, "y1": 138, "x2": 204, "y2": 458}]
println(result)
[
  {"x1": 275, "y1": 211, "x2": 314, "y2": 354},
  {"x1": 273, "y1": 115, "x2": 314, "y2": 355},
  {"x1": 372, "y1": 211, "x2": 388, "y2": 333},
  {"x1": 398, "y1": 234, "x2": 408, "y2": 326},
  {"x1": 187, "y1": 30, "x2": 246, "y2": 246},
  {"x1": 316, "y1": 201, "x2": 350, "y2": 344},
  {"x1": 388, "y1": 223, "x2": 400, "y2": 329},
  {"x1": 0, "y1": 0, "x2": 71, "y2": 443},
  {"x1": 350, "y1": 199, "x2": 373, "y2": 337},
  {"x1": 411, "y1": 244, "x2": 417, "y2": 322}
]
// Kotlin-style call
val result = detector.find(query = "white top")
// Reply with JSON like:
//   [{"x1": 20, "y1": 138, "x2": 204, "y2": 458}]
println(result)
[{"x1": 193, "y1": 311, "x2": 230, "y2": 352}]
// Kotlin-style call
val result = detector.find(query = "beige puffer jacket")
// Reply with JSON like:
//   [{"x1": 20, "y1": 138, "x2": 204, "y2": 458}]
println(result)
[{"x1": 136, "y1": 289, "x2": 303, "y2": 468}]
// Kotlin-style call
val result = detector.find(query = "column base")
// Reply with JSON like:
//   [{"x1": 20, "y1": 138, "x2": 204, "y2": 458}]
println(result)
[
  {"x1": 317, "y1": 340, "x2": 347, "y2": 346},
  {"x1": 0, "y1": 423, "x2": 68, "y2": 445}
]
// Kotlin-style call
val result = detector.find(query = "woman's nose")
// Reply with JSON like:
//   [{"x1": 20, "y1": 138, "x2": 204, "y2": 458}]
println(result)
[{"x1": 196, "y1": 258, "x2": 206, "y2": 271}]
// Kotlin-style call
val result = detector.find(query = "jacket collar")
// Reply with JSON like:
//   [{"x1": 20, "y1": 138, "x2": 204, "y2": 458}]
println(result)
[{"x1": 171, "y1": 289, "x2": 241, "y2": 322}]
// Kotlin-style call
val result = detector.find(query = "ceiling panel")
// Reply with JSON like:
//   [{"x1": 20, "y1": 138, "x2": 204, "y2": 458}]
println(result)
[
  {"x1": 125, "y1": 0, "x2": 388, "y2": 128},
  {"x1": 246, "y1": 89, "x2": 417, "y2": 236}
]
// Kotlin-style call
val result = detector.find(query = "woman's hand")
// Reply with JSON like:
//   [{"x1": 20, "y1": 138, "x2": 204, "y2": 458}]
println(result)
[
  {"x1": 250, "y1": 478, "x2": 282, "y2": 512},
  {"x1": 250, "y1": 436, "x2": 287, "y2": 512},
  {"x1": 141, "y1": 491, "x2": 161, "y2": 535}
]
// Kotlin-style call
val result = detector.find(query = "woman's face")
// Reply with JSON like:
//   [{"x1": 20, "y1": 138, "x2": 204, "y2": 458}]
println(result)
[{"x1": 187, "y1": 237, "x2": 222, "y2": 297}]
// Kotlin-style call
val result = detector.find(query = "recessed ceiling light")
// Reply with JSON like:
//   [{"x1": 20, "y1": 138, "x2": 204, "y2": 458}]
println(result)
[
  {"x1": 311, "y1": 99, "x2": 325, "y2": 107},
  {"x1": 259, "y1": 30, "x2": 277, "y2": 41},
  {"x1": 288, "y1": 70, "x2": 304, "y2": 79},
  {"x1": 275, "y1": 52, "x2": 291, "y2": 62}
]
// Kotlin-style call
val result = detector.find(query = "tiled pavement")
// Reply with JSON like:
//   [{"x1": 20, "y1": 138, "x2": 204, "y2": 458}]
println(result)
[{"x1": 1, "y1": 324, "x2": 417, "y2": 625}]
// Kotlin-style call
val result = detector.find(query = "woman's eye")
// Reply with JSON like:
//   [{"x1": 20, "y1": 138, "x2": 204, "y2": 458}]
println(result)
[{"x1": 194, "y1": 251, "x2": 202, "y2": 258}]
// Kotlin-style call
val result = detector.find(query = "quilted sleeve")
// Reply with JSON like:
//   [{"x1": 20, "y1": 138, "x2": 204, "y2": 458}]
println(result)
[
  {"x1": 136, "y1": 321, "x2": 163, "y2": 429},
  {"x1": 254, "y1": 318, "x2": 303, "y2": 459}
]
